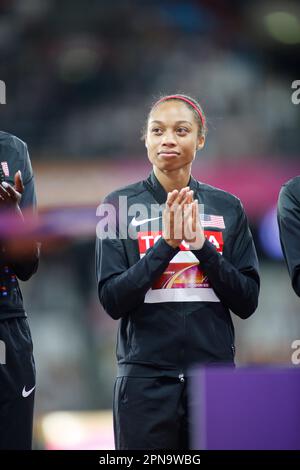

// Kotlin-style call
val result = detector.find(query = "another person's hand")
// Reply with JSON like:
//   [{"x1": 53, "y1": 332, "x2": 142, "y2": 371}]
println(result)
[
  {"x1": 0, "y1": 171, "x2": 24, "y2": 213},
  {"x1": 163, "y1": 187, "x2": 193, "y2": 248}
]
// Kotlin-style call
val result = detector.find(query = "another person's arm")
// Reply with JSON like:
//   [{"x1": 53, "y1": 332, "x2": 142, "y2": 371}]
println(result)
[
  {"x1": 0, "y1": 141, "x2": 39, "y2": 280},
  {"x1": 277, "y1": 180, "x2": 300, "y2": 297}
]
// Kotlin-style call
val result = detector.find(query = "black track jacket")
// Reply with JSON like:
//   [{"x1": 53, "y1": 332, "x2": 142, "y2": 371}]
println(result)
[
  {"x1": 0, "y1": 131, "x2": 39, "y2": 320},
  {"x1": 96, "y1": 171, "x2": 260, "y2": 378},
  {"x1": 278, "y1": 176, "x2": 300, "y2": 297}
]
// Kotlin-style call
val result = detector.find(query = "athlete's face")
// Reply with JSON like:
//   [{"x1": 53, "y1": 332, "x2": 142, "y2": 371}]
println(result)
[{"x1": 145, "y1": 101, "x2": 205, "y2": 172}]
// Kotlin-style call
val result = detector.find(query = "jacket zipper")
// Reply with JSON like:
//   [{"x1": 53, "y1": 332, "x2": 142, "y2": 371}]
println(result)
[{"x1": 179, "y1": 308, "x2": 186, "y2": 382}]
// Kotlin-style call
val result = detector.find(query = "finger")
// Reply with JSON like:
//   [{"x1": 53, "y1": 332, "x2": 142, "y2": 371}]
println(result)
[
  {"x1": 182, "y1": 201, "x2": 193, "y2": 222},
  {"x1": 167, "y1": 190, "x2": 178, "y2": 207},
  {"x1": 164, "y1": 206, "x2": 175, "y2": 240},
  {"x1": 181, "y1": 190, "x2": 194, "y2": 205},
  {"x1": 0, "y1": 184, "x2": 11, "y2": 200},
  {"x1": 192, "y1": 201, "x2": 197, "y2": 234},
  {"x1": 183, "y1": 204, "x2": 194, "y2": 241},
  {"x1": 169, "y1": 189, "x2": 188, "y2": 216},
  {"x1": 194, "y1": 200, "x2": 202, "y2": 227},
  {"x1": 163, "y1": 208, "x2": 170, "y2": 239},
  {"x1": 2, "y1": 182, "x2": 18, "y2": 201},
  {"x1": 173, "y1": 197, "x2": 187, "y2": 241},
  {"x1": 194, "y1": 200, "x2": 204, "y2": 237},
  {"x1": 186, "y1": 190, "x2": 194, "y2": 204},
  {"x1": 179, "y1": 191, "x2": 193, "y2": 210},
  {"x1": 175, "y1": 187, "x2": 189, "y2": 205},
  {"x1": 163, "y1": 206, "x2": 176, "y2": 240},
  {"x1": 170, "y1": 207, "x2": 175, "y2": 241},
  {"x1": 173, "y1": 206, "x2": 183, "y2": 240},
  {"x1": 166, "y1": 191, "x2": 174, "y2": 204},
  {"x1": 14, "y1": 171, "x2": 24, "y2": 194}
]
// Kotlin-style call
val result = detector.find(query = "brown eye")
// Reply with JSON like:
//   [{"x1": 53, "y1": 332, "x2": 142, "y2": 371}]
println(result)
[
  {"x1": 151, "y1": 128, "x2": 163, "y2": 135},
  {"x1": 177, "y1": 127, "x2": 188, "y2": 135}
]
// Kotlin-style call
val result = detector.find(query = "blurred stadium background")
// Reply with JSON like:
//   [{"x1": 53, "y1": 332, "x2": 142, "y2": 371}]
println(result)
[{"x1": 1, "y1": 0, "x2": 300, "y2": 449}]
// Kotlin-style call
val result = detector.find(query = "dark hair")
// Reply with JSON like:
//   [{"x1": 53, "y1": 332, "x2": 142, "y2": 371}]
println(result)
[{"x1": 142, "y1": 93, "x2": 207, "y2": 140}]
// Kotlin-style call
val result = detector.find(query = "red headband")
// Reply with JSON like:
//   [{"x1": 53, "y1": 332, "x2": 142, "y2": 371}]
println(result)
[{"x1": 154, "y1": 95, "x2": 205, "y2": 129}]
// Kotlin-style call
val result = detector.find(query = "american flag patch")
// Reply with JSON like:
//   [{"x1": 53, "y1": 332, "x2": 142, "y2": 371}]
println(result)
[
  {"x1": 1, "y1": 161, "x2": 9, "y2": 177},
  {"x1": 200, "y1": 214, "x2": 225, "y2": 229}
]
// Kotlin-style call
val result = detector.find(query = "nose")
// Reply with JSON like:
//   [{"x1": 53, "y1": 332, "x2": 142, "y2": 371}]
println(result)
[{"x1": 161, "y1": 130, "x2": 176, "y2": 146}]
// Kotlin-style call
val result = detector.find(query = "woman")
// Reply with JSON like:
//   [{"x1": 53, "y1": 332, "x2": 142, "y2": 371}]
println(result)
[
  {"x1": 96, "y1": 94, "x2": 260, "y2": 450},
  {"x1": 0, "y1": 131, "x2": 39, "y2": 449}
]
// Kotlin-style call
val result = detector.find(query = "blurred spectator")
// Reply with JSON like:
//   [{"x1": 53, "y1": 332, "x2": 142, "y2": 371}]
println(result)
[{"x1": 0, "y1": 0, "x2": 299, "y2": 160}]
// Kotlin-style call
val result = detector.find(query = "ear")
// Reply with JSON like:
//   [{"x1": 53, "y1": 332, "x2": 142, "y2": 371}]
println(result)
[{"x1": 197, "y1": 135, "x2": 205, "y2": 150}]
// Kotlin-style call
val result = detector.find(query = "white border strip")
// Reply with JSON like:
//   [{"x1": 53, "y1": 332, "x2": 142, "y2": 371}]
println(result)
[{"x1": 144, "y1": 287, "x2": 220, "y2": 303}]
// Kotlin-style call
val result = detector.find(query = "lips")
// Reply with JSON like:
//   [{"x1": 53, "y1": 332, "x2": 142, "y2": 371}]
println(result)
[{"x1": 158, "y1": 151, "x2": 180, "y2": 157}]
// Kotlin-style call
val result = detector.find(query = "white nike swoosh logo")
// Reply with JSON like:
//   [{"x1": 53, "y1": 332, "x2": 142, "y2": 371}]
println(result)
[
  {"x1": 22, "y1": 385, "x2": 36, "y2": 398},
  {"x1": 131, "y1": 216, "x2": 161, "y2": 227}
]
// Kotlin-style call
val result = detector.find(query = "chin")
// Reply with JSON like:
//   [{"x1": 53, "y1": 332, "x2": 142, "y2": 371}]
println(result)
[
  {"x1": 156, "y1": 162, "x2": 179, "y2": 171},
  {"x1": 159, "y1": 160, "x2": 190, "y2": 171}
]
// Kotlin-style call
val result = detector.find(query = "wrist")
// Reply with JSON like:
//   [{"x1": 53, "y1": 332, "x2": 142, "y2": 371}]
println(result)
[
  {"x1": 162, "y1": 237, "x2": 181, "y2": 249},
  {"x1": 188, "y1": 237, "x2": 205, "y2": 250}
]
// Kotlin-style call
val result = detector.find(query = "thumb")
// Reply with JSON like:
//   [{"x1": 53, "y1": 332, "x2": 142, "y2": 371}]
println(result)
[
  {"x1": 192, "y1": 200, "x2": 197, "y2": 233},
  {"x1": 14, "y1": 171, "x2": 24, "y2": 193}
]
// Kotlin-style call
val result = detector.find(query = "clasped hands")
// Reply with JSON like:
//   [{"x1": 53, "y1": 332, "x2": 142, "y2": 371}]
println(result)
[
  {"x1": 0, "y1": 171, "x2": 24, "y2": 217},
  {"x1": 162, "y1": 187, "x2": 205, "y2": 250}
]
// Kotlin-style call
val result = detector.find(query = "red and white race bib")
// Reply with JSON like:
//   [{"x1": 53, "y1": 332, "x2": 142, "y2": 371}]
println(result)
[{"x1": 138, "y1": 230, "x2": 224, "y2": 303}]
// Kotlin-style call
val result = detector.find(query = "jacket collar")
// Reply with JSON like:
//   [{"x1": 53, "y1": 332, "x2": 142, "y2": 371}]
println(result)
[{"x1": 145, "y1": 170, "x2": 199, "y2": 205}]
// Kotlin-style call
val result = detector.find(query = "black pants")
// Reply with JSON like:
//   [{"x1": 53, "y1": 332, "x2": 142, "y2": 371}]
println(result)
[
  {"x1": 113, "y1": 376, "x2": 191, "y2": 450},
  {"x1": 0, "y1": 317, "x2": 36, "y2": 450}
]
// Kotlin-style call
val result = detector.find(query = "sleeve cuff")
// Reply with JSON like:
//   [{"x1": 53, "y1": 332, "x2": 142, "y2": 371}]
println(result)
[
  {"x1": 156, "y1": 236, "x2": 180, "y2": 256},
  {"x1": 192, "y1": 239, "x2": 219, "y2": 262}
]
